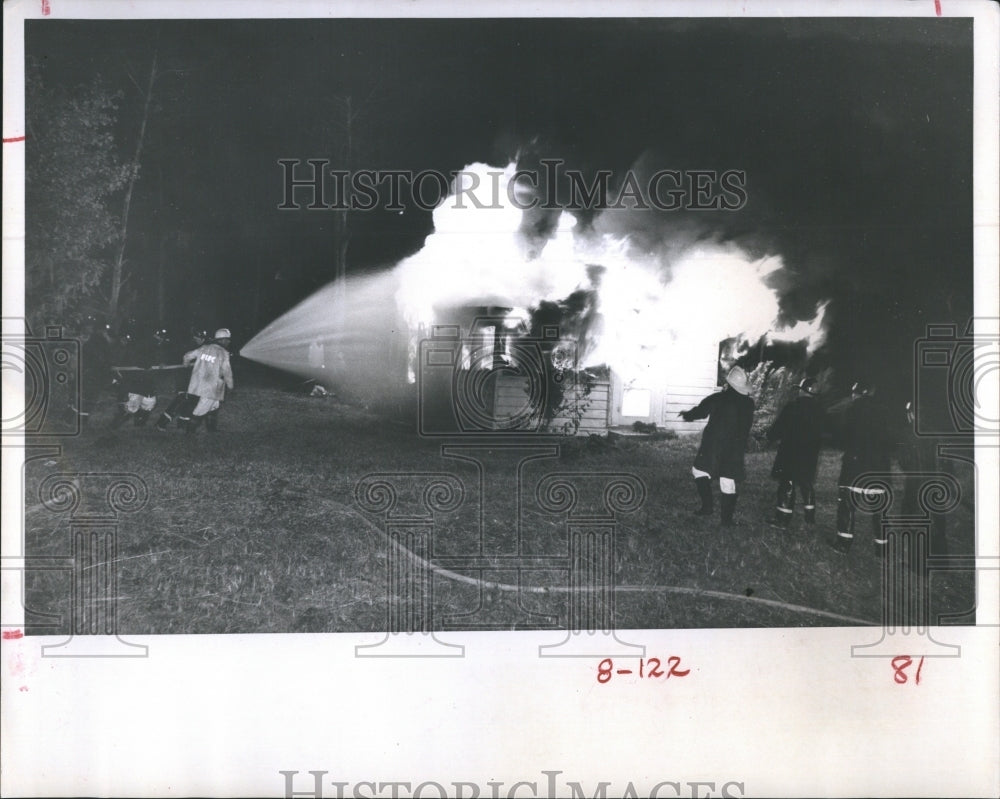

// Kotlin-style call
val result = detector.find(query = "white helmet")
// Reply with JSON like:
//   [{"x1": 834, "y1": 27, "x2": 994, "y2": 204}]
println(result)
[
  {"x1": 725, "y1": 366, "x2": 750, "y2": 395},
  {"x1": 214, "y1": 328, "x2": 231, "y2": 340}
]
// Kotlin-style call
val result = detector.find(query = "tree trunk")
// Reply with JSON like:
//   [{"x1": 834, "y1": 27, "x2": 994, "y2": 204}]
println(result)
[{"x1": 108, "y1": 52, "x2": 156, "y2": 323}]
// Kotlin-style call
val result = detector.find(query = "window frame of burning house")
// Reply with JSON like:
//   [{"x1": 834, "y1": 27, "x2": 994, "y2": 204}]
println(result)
[{"x1": 461, "y1": 318, "x2": 516, "y2": 372}]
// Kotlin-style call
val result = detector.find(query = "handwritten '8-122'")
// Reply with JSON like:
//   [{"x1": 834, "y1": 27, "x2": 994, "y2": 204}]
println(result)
[{"x1": 597, "y1": 657, "x2": 691, "y2": 683}]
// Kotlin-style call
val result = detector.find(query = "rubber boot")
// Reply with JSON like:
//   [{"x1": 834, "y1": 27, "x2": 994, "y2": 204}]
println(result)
[
  {"x1": 164, "y1": 392, "x2": 186, "y2": 416},
  {"x1": 871, "y1": 513, "x2": 888, "y2": 558},
  {"x1": 134, "y1": 408, "x2": 151, "y2": 427},
  {"x1": 772, "y1": 481, "x2": 794, "y2": 528},
  {"x1": 186, "y1": 415, "x2": 203, "y2": 435},
  {"x1": 694, "y1": 477, "x2": 713, "y2": 516},
  {"x1": 802, "y1": 484, "x2": 816, "y2": 525},
  {"x1": 720, "y1": 493, "x2": 737, "y2": 527},
  {"x1": 205, "y1": 409, "x2": 219, "y2": 433},
  {"x1": 159, "y1": 393, "x2": 185, "y2": 430},
  {"x1": 831, "y1": 487, "x2": 854, "y2": 553}
]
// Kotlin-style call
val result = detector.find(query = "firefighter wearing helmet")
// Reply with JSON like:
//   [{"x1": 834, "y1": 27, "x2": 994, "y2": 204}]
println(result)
[
  {"x1": 178, "y1": 327, "x2": 234, "y2": 434},
  {"x1": 766, "y1": 376, "x2": 826, "y2": 529},
  {"x1": 831, "y1": 380, "x2": 892, "y2": 554},
  {"x1": 679, "y1": 366, "x2": 756, "y2": 526}
]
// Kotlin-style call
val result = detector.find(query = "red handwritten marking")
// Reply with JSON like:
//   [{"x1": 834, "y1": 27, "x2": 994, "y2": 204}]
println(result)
[
  {"x1": 20, "y1": 686, "x2": 29, "y2": 692},
  {"x1": 934, "y1": 0, "x2": 942, "y2": 16},
  {"x1": 892, "y1": 655, "x2": 926, "y2": 684},
  {"x1": 666, "y1": 655, "x2": 691, "y2": 677},
  {"x1": 2, "y1": 630, "x2": 24, "y2": 640},
  {"x1": 892, "y1": 655, "x2": 912, "y2": 683},
  {"x1": 41, "y1": 0, "x2": 51, "y2": 16},
  {"x1": 598, "y1": 656, "x2": 690, "y2": 683},
  {"x1": 2, "y1": 136, "x2": 27, "y2": 144}
]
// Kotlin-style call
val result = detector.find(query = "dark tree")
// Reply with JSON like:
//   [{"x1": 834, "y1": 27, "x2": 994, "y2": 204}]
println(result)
[{"x1": 25, "y1": 62, "x2": 130, "y2": 329}]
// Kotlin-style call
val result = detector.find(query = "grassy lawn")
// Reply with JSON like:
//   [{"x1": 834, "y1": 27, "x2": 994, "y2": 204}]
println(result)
[{"x1": 22, "y1": 377, "x2": 977, "y2": 634}]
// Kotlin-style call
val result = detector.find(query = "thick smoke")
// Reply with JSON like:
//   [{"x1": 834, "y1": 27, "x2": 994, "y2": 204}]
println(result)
[
  {"x1": 392, "y1": 159, "x2": 827, "y2": 387},
  {"x1": 244, "y1": 155, "x2": 838, "y2": 402}
]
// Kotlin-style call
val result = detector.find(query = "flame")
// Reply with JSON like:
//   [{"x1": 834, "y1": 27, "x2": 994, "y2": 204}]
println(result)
[
  {"x1": 243, "y1": 160, "x2": 828, "y2": 399},
  {"x1": 394, "y1": 163, "x2": 587, "y2": 328},
  {"x1": 394, "y1": 162, "x2": 827, "y2": 388},
  {"x1": 770, "y1": 300, "x2": 829, "y2": 352}
]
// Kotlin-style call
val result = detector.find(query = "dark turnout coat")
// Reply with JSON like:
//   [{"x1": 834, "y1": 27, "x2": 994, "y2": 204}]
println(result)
[
  {"x1": 767, "y1": 394, "x2": 825, "y2": 484},
  {"x1": 684, "y1": 388, "x2": 755, "y2": 481},
  {"x1": 837, "y1": 394, "x2": 892, "y2": 486}
]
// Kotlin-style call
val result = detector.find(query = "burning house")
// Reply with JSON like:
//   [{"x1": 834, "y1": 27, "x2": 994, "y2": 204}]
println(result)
[
  {"x1": 242, "y1": 162, "x2": 825, "y2": 428},
  {"x1": 407, "y1": 305, "x2": 722, "y2": 437}
]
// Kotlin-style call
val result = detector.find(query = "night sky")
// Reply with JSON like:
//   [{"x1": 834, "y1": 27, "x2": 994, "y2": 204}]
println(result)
[{"x1": 26, "y1": 17, "x2": 974, "y2": 398}]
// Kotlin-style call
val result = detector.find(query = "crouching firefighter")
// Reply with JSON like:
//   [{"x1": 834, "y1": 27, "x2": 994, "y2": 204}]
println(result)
[
  {"x1": 110, "y1": 327, "x2": 158, "y2": 429},
  {"x1": 679, "y1": 366, "x2": 755, "y2": 527},
  {"x1": 831, "y1": 381, "x2": 892, "y2": 555},
  {"x1": 181, "y1": 327, "x2": 234, "y2": 434},
  {"x1": 767, "y1": 377, "x2": 825, "y2": 529},
  {"x1": 155, "y1": 328, "x2": 207, "y2": 431}
]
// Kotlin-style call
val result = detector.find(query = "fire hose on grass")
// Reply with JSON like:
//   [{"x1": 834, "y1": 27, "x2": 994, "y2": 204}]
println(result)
[{"x1": 323, "y1": 498, "x2": 879, "y2": 627}]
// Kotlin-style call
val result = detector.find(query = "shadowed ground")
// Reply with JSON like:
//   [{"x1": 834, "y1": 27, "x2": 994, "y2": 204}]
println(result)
[{"x1": 22, "y1": 379, "x2": 977, "y2": 634}]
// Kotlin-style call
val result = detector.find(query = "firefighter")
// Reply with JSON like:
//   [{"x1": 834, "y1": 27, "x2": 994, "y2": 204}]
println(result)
[
  {"x1": 767, "y1": 377, "x2": 826, "y2": 528},
  {"x1": 679, "y1": 366, "x2": 755, "y2": 526},
  {"x1": 111, "y1": 325, "x2": 160, "y2": 428},
  {"x1": 895, "y1": 398, "x2": 948, "y2": 556},
  {"x1": 831, "y1": 381, "x2": 892, "y2": 555},
  {"x1": 151, "y1": 327, "x2": 172, "y2": 366},
  {"x1": 155, "y1": 327, "x2": 206, "y2": 431},
  {"x1": 181, "y1": 327, "x2": 234, "y2": 434}
]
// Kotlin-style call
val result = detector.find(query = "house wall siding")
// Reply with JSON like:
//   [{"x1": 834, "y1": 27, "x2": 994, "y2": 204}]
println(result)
[
  {"x1": 494, "y1": 375, "x2": 611, "y2": 435},
  {"x1": 486, "y1": 343, "x2": 721, "y2": 436}
]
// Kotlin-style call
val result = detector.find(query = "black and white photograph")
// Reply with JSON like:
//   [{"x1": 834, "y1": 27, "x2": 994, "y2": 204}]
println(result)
[{"x1": 2, "y1": 1, "x2": 998, "y2": 796}]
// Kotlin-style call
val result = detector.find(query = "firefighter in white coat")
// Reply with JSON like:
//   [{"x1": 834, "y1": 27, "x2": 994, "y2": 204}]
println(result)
[{"x1": 182, "y1": 328, "x2": 234, "y2": 433}]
